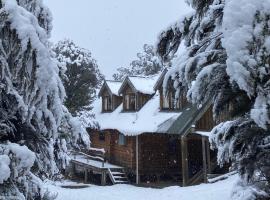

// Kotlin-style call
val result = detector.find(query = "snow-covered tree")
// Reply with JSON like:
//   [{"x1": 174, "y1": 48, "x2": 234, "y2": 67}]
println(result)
[
  {"x1": 157, "y1": 0, "x2": 270, "y2": 198},
  {"x1": 113, "y1": 44, "x2": 163, "y2": 80},
  {"x1": 0, "y1": 0, "x2": 89, "y2": 199},
  {"x1": 53, "y1": 39, "x2": 103, "y2": 116}
]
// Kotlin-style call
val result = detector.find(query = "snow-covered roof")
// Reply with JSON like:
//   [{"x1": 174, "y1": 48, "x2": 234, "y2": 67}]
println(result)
[
  {"x1": 106, "y1": 81, "x2": 122, "y2": 96},
  {"x1": 92, "y1": 93, "x2": 182, "y2": 136},
  {"x1": 98, "y1": 80, "x2": 122, "y2": 97},
  {"x1": 119, "y1": 75, "x2": 159, "y2": 95}
]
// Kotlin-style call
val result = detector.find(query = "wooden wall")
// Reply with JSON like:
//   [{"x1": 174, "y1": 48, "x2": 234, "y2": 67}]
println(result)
[
  {"x1": 89, "y1": 130, "x2": 183, "y2": 176},
  {"x1": 112, "y1": 95, "x2": 122, "y2": 110},
  {"x1": 89, "y1": 130, "x2": 136, "y2": 169},
  {"x1": 139, "y1": 133, "x2": 182, "y2": 175},
  {"x1": 121, "y1": 83, "x2": 152, "y2": 111},
  {"x1": 159, "y1": 88, "x2": 188, "y2": 111},
  {"x1": 137, "y1": 93, "x2": 151, "y2": 109},
  {"x1": 195, "y1": 106, "x2": 215, "y2": 131}
]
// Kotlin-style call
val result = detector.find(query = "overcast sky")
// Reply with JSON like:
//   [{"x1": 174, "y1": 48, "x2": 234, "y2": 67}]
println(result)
[{"x1": 44, "y1": 0, "x2": 192, "y2": 78}]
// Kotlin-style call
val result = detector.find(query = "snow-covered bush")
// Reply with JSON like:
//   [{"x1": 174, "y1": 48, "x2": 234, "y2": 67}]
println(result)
[
  {"x1": 0, "y1": 0, "x2": 89, "y2": 199},
  {"x1": 157, "y1": 0, "x2": 270, "y2": 198}
]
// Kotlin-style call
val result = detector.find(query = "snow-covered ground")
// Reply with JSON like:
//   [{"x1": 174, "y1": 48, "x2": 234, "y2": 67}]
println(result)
[{"x1": 46, "y1": 175, "x2": 238, "y2": 200}]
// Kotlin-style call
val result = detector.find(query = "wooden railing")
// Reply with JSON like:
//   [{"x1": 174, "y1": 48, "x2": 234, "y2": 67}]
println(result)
[
  {"x1": 71, "y1": 147, "x2": 106, "y2": 167},
  {"x1": 187, "y1": 159, "x2": 218, "y2": 186}
]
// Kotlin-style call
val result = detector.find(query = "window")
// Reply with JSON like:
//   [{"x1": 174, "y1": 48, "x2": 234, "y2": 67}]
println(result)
[
  {"x1": 99, "y1": 132, "x2": 105, "y2": 141},
  {"x1": 161, "y1": 90, "x2": 188, "y2": 111},
  {"x1": 162, "y1": 91, "x2": 174, "y2": 110},
  {"x1": 103, "y1": 96, "x2": 111, "y2": 111},
  {"x1": 162, "y1": 93, "x2": 170, "y2": 109},
  {"x1": 124, "y1": 94, "x2": 136, "y2": 111},
  {"x1": 118, "y1": 134, "x2": 126, "y2": 145}
]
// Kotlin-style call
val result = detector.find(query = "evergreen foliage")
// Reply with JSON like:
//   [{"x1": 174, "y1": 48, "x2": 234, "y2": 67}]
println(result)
[
  {"x1": 0, "y1": 0, "x2": 89, "y2": 199},
  {"x1": 113, "y1": 44, "x2": 163, "y2": 80},
  {"x1": 53, "y1": 39, "x2": 104, "y2": 116},
  {"x1": 157, "y1": 0, "x2": 270, "y2": 198}
]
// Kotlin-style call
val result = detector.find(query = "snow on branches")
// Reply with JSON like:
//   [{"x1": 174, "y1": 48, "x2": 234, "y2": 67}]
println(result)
[
  {"x1": 157, "y1": 0, "x2": 270, "y2": 198},
  {"x1": 0, "y1": 0, "x2": 89, "y2": 199}
]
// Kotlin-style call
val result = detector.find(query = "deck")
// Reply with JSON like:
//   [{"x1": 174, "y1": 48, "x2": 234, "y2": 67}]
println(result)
[{"x1": 69, "y1": 149, "x2": 128, "y2": 185}]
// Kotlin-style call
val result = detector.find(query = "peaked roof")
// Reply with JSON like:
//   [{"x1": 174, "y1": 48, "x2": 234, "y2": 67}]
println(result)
[
  {"x1": 106, "y1": 81, "x2": 122, "y2": 95},
  {"x1": 167, "y1": 99, "x2": 212, "y2": 136},
  {"x1": 118, "y1": 75, "x2": 159, "y2": 95},
  {"x1": 98, "y1": 80, "x2": 122, "y2": 97},
  {"x1": 93, "y1": 72, "x2": 213, "y2": 137}
]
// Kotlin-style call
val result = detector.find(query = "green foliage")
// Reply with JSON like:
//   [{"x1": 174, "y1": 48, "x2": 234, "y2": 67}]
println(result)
[{"x1": 54, "y1": 39, "x2": 104, "y2": 115}]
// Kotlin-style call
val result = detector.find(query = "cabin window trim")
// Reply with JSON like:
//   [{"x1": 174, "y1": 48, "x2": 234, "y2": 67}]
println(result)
[
  {"x1": 102, "y1": 95, "x2": 112, "y2": 112},
  {"x1": 161, "y1": 89, "x2": 188, "y2": 111},
  {"x1": 99, "y1": 132, "x2": 105, "y2": 141},
  {"x1": 118, "y1": 133, "x2": 127, "y2": 146},
  {"x1": 161, "y1": 91, "x2": 176, "y2": 110},
  {"x1": 124, "y1": 93, "x2": 136, "y2": 111}
]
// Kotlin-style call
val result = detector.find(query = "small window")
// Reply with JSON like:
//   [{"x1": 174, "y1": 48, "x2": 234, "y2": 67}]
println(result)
[
  {"x1": 103, "y1": 96, "x2": 112, "y2": 111},
  {"x1": 124, "y1": 94, "x2": 136, "y2": 111},
  {"x1": 162, "y1": 93, "x2": 170, "y2": 109},
  {"x1": 99, "y1": 132, "x2": 105, "y2": 141},
  {"x1": 162, "y1": 91, "x2": 174, "y2": 110},
  {"x1": 118, "y1": 134, "x2": 126, "y2": 145}
]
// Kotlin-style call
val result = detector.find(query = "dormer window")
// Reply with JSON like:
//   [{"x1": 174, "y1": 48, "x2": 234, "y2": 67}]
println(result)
[
  {"x1": 102, "y1": 96, "x2": 112, "y2": 112},
  {"x1": 162, "y1": 91, "x2": 173, "y2": 109},
  {"x1": 99, "y1": 80, "x2": 122, "y2": 112},
  {"x1": 161, "y1": 90, "x2": 189, "y2": 110},
  {"x1": 124, "y1": 94, "x2": 136, "y2": 111}
]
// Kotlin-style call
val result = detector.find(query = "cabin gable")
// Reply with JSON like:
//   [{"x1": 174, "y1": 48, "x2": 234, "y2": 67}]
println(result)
[
  {"x1": 99, "y1": 81, "x2": 122, "y2": 112},
  {"x1": 157, "y1": 78, "x2": 189, "y2": 111},
  {"x1": 120, "y1": 78, "x2": 152, "y2": 111}
]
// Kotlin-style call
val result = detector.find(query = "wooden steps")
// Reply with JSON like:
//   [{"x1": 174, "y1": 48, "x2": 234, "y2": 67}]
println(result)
[{"x1": 108, "y1": 168, "x2": 129, "y2": 184}]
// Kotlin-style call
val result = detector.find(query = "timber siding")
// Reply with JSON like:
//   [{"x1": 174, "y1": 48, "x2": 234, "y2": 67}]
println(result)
[
  {"x1": 90, "y1": 131, "x2": 183, "y2": 176},
  {"x1": 195, "y1": 106, "x2": 215, "y2": 131},
  {"x1": 90, "y1": 130, "x2": 136, "y2": 169},
  {"x1": 121, "y1": 83, "x2": 152, "y2": 111},
  {"x1": 139, "y1": 133, "x2": 182, "y2": 175}
]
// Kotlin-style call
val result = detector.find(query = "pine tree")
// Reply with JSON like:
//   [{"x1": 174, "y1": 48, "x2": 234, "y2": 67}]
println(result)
[
  {"x1": 0, "y1": 0, "x2": 89, "y2": 199},
  {"x1": 53, "y1": 39, "x2": 104, "y2": 116},
  {"x1": 113, "y1": 44, "x2": 163, "y2": 80},
  {"x1": 157, "y1": 0, "x2": 270, "y2": 198}
]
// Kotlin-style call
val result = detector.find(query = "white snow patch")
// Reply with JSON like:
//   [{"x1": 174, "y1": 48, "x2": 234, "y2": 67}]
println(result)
[
  {"x1": 0, "y1": 155, "x2": 11, "y2": 183},
  {"x1": 46, "y1": 174, "x2": 240, "y2": 200},
  {"x1": 106, "y1": 81, "x2": 122, "y2": 96},
  {"x1": 128, "y1": 75, "x2": 159, "y2": 94}
]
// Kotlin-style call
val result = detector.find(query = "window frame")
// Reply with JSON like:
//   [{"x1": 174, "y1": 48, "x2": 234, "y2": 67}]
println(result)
[
  {"x1": 99, "y1": 131, "x2": 105, "y2": 141},
  {"x1": 118, "y1": 133, "x2": 127, "y2": 146},
  {"x1": 103, "y1": 95, "x2": 112, "y2": 112},
  {"x1": 124, "y1": 93, "x2": 136, "y2": 111}
]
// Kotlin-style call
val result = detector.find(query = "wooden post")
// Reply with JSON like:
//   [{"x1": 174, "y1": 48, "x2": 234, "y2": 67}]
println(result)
[
  {"x1": 136, "y1": 135, "x2": 140, "y2": 184},
  {"x1": 202, "y1": 137, "x2": 207, "y2": 183},
  {"x1": 206, "y1": 139, "x2": 211, "y2": 174},
  {"x1": 181, "y1": 136, "x2": 188, "y2": 186},
  {"x1": 101, "y1": 171, "x2": 106, "y2": 186},
  {"x1": 84, "y1": 169, "x2": 88, "y2": 183}
]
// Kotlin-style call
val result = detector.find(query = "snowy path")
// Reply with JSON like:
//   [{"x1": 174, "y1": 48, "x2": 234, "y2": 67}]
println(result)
[{"x1": 46, "y1": 175, "x2": 238, "y2": 200}]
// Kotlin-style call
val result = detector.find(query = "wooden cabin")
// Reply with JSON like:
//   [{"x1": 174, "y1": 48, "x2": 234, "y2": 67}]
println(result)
[{"x1": 87, "y1": 72, "x2": 229, "y2": 186}]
